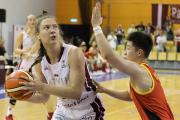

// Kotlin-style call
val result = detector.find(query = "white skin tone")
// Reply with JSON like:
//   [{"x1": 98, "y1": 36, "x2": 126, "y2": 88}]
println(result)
[
  {"x1": 18, "y1": 18, "x2": 85, "y2": 103},
  {"x1": 91, "y1": 3, "x2": 152, "y2": 101},
  {"x1": 0, "y1": 39, "x2": 5, "y2": 46},
  {"x1": 15, "y1": 15, "x2": 36, "y2": 55},
  {"x1": 131, "y1": 23, "x2": 135, "y2": 28},
  {"x1": 115, "y1": 26, "x2": 124, "y2": 36},
  {"x1": 107, "y1": 31, "x2": 116, "y2": 42}
]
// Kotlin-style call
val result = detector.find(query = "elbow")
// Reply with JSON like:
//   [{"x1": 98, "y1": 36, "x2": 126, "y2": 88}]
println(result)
[
  {"x1": 73, "y1": 91, "x2": 83, "y2": 100},
  {"x1": 14, "y1": 50, "x2": 18, "y2": 54}
]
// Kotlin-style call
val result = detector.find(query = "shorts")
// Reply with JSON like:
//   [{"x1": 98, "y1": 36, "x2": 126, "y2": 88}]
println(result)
[{"x1": 52, "y1": 94, "x2": 105, "y2": 120}]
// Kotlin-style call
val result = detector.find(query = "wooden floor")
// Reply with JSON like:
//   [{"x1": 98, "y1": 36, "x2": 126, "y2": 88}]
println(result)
[{"x1": 0, "y1": 69, "x2": 180, "y2": 120}]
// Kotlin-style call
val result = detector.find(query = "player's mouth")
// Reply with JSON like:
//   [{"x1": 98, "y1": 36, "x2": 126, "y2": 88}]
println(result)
[{"x1": 50, "y1": 35, "x2": 56, "y2": 40}]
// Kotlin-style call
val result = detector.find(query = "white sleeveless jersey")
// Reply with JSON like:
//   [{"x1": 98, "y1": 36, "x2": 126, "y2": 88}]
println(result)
[
  {"x1": 41, "y1": 43, "x2": 97, "y2": 109},
  {"x1": 21, "y1": 31, "x2": 37, "y2": 59}
]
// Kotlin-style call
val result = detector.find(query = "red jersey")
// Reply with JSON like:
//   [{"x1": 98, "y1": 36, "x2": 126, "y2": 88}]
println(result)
[
  {"x1": 85, "y1": 51, "x2": 97, "y2": 59},
  {"x1": 175, "y1": 35, "x2": 180, "y2": 46},
  {"x1": 130, "y1": 62, "x2": 174, "y2": 120}
]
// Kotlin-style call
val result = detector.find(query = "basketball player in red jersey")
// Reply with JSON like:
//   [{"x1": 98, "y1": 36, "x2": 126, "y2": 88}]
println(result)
[{"x1": 91, "y1": 3, "x2": 174, "y2": 120}]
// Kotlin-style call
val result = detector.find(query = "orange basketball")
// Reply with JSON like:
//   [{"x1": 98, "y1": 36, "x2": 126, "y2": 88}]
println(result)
[{"x1": 4, "y1": 70, "x2": 35, "y2": 101}]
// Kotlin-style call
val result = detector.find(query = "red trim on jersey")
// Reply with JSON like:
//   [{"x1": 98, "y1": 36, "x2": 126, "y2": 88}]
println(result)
[
  {"x1": 45, "y1": 46, "x2": 64, "y2": 64},
  {"x1": 84, "y1": 63, "x2": 96, "y2": 92},
  {"x1": 90, "y1": 97, "x2": 105, "y2": 120},
  {"x1": 16, "y1": 59, "x2": 23, "y2": 70}
]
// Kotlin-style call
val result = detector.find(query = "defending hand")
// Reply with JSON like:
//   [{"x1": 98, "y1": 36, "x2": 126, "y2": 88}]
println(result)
[{"x1": 91, "y1": 3, "x2": 103, "y2": 28}]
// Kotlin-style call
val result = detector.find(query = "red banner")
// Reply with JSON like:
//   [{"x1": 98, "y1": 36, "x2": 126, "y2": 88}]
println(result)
[{"x1": 171, "y1": 4, "x2": 180, "y2": 23}]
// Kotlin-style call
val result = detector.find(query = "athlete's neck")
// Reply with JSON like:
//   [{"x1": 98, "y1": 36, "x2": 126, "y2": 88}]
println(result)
[{"x1": 46, "y1": 42, "x2": 62, "y2": 65}]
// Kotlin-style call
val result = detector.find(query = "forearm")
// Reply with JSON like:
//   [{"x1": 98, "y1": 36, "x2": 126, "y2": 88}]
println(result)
[
  {"x1": 104, "y1": 89, "x2": 132, "y2": 101},
  {"x1": 27, "y1": 92, "x2": 50, "y2": 103},
  {"x1": 15, "y1": 48, "x2": 26, "y2": 55},
  {"x1": 29, "y1": 40, "x2": 40, "y2": 55},
  {"x1": 42, "y1": 84, "x2": 82, "y2": 100},
  {"x1": 95, "y1": 33, "x2": 115, "y2": 58}
]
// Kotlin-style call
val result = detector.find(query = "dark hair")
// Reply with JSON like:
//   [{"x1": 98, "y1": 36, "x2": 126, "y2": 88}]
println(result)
[{"x1": 125, "y1": 32, "x2": 153, "y2": 58}]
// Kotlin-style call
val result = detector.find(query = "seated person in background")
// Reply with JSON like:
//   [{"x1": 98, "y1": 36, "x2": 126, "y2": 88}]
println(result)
[
  {"x1": 89, "y1": 41, "x2": 97, "y2": 52},
  {"x1": 146, "y1": 26, "x2": 153, "y2": 35},
  {"x1": 145, "y1": 22, "x2": 155, "y2": 33},
  {"x1": 154, "y1": 25, "x2": 160, "y2": 46},
  {"x1": 79, "y1": 41, "x2": 86, "y2": 50},
  {"x1": 107, "y1": 31, "x2": 117, "y2": 50},
  {"x1": 167, "y1": 21, "x2": 174, "y2": 41},
  {"x1": 135, "y1": 21, "x2": 145, "y2": 32},
  {"x1": 89, "y1": 33, "x2": 96, "y2": 45},
  {"x1": 127, "y1": 23, "x2": 137, "y2": 35},
  {"x1": 174, "y1": 29, "x2": 180, "y2": 53},
  {"x1": 156, "y1": 30, "x2": 167, "y2": 53},
  {"x1": 0, "y1": 39, "x2": 14, "y2": 74},
  {"x1": 115, "y1": 24, "x2": 125, "y2": 45},
  {"x1": 85, "y1": 47, "x2": 105, "y2": 75}
]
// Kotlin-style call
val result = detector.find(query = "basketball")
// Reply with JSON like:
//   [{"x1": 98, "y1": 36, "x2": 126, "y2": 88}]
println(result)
[{"x1": 4, "y1": 70, "x2": 35, "y2": 101}]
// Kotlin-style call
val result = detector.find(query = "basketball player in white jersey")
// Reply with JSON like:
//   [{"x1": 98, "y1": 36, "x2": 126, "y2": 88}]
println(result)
[
  {"x1": 5, "y1": 14, "x2": 54, "y2": 120},
  {"x1": 18, "y1": 14, "x2": 105, "y2": 120}
]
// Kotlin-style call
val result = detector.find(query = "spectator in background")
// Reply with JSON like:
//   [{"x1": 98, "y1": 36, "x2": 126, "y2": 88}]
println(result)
[
  {"x1": 115, "y1": 24, "x2": 125, "y2": 45},
  {"x1": 164, "y1": 16, "x2": 170, "y2": 31},
  {"x1": 174, "y1": 29, "x2": 180, "y2": 53},
  {"x1": 107, "y1": 31, "x2": 117, "y2": 50},
  {"x1": 89, "y1": 33, "x2": 96, "y2": 45},
  {"x1": 89, "y1": 41, "x2": 97, "y2": 52},
  {"x1": 146, "y1": 26, "x2": 153, "y2": 35},
  {"x1": 154, "y1": 25, "x2": 160, "y2": 46},
  {"x1": 145, "y1": 22, "x2": 155, "y2": 33},
  {"x1": 167, "y1": 21, "x2": 174, "y2": 41},
  {"x1": 127, "y1": 23, "x2": 137, "y2": 35},
  {"x1": 135, "y1": 21, "x2": 145, "y2": 31},
  {"x1": 156, "y1": 30, "x2": 167, "y2": 53},
  {"x1": 0, "y1": 39, "x2": 14, "y2": 74},
  {"x1": 79, "y1": 41, "x2": 86, "y2": 50}
]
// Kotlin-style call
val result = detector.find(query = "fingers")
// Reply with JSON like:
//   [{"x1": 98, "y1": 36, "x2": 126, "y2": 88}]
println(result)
[
  {"x1": 92, "y1": 78, "x2": 98, "y2": 85},
  {"x1": 19, "y1": 81, "x2": 35, "y2": 87},
  {"x1": 21, "y1": 76, "x2": 33, "y2": 82},
  {"x1": 23, "y1": 91, "x2": 33, "y2": 96},
  {"x1": 29, "y1": 72, "x2": 36, "y2": 80}
]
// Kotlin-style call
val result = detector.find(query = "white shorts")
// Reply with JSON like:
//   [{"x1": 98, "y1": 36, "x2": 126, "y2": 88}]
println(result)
[
  {"x1": 16, "y1": 58, "x2": 36, "y2": 76},
  {"x1": 52, "y1": 94, "x2": 105, "y2": 120}
]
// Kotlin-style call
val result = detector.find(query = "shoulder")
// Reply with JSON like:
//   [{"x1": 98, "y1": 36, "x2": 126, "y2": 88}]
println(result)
[
  {"x1": 68, "y1": 47, "x2": 84, "y2": 59},
  {"x1": 68, "y1": 47, "x2": 85, "y2": 65}
]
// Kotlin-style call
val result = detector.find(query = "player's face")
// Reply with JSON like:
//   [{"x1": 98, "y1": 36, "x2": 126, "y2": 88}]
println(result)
[
  {"x1": 124, "y1": 41, "x2": 139, "y2": 62},
  {"x1": 38, "y1": 18, "x2": 60, "y2": 45},
  {"x1": 27, "y1": 15, "x2": 36, "y2": 28}
]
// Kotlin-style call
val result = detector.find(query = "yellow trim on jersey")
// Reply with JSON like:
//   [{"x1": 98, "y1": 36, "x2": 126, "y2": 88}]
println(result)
[
  {"x1": 18, "y1": 70, "x2": 33, "y2": 80},
  {"x1": 131, "y1": 64, "x2": 155, "y2": 95}
]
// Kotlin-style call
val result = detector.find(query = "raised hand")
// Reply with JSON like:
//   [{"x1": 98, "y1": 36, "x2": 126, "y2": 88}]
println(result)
[{"x1": 91, "y1": 3, "x2": 103, "y2": 28}]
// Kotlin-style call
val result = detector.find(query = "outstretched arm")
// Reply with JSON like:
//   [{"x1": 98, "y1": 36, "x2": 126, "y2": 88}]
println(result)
[
  {"x1": 91, "y1": 3, "x2": 141, "y2": 78},
  {"x1": 93, "y1": 79, "x2": 132, "y2": 101}
]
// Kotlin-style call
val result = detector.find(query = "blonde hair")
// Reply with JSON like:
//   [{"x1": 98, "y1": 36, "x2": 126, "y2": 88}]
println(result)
[
  {"x1": 24, "y1": 14, "x2": 35, "y2": 32},
  {"x1": 29, "y1": 14, "x2": 64, "y2": 72}
]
